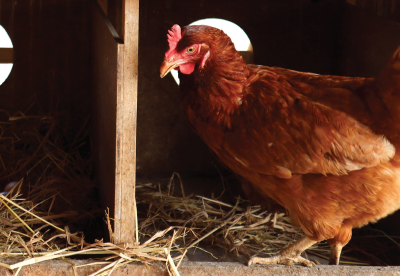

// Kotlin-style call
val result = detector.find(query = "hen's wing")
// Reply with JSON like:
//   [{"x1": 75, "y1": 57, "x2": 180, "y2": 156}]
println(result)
[
  {"x1": 264, "y1": 46, "x2": 400, "y2": 128},
  {"x1": 218, "y1": 68, "x2": 395, "y2": 179}
]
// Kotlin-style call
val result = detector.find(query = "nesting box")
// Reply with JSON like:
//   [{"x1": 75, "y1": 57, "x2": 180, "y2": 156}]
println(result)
[
  {"x1": 0, "y1": 0, "x2": 139, "y2": 245},
  {"x1": 1, "y1": 0, "x2": 400, "y2": 260}
]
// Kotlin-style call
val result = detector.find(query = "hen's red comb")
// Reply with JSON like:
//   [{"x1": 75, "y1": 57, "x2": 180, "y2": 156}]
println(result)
[{"x1": 167, "y1": 24, "x2": 182, "y2": 51}]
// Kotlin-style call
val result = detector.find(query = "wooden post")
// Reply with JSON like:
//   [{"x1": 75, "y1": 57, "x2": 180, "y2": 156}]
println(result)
[{"x1": 114, "y1": 0, "x2": 139, "y2": 245}]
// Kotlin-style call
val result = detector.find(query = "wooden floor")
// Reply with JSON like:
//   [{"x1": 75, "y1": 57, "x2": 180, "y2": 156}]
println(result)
[{"x1": 1, "y1": 258, "x2": 399, "y2": 276}]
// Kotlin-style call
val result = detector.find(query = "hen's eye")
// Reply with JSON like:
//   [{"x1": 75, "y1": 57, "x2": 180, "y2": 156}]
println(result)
[{"x1": 186, "y1": 47, "x2": 195, "y2": 53}]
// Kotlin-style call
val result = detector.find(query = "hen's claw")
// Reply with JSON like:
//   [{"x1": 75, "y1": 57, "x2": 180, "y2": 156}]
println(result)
[
  {"x1": 248, "y1": 255, "x2": 316, "y2": 267},
  {"x1": 248, "y1": 237, "x2": 318, "y2": 267}
]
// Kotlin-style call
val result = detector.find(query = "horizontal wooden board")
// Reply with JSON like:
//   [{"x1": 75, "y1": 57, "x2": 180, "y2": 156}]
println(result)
[{"x1": 0, "y1": 48, "x2": 13, "y2": 63}]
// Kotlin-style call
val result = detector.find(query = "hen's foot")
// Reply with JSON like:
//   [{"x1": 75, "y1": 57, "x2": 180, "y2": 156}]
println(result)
[
  {"x1": 248, "y1": 236, "x2": 318, "y2": 267},
  {"x1": 248, "y1": 255, "x2": 316, "y2": 267},
  {"x1": 328, "y1": 243, "x2": 343, "y2": 265}
]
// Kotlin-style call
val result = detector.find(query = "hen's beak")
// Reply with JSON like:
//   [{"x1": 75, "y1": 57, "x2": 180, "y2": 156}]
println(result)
[{"x1": 160, "y1": 59, "x2": 179, "y2": 78}]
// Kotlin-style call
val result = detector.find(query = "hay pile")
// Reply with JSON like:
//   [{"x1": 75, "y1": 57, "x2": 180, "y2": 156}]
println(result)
[
  {"x1": 0, "y1": 106, "x2": 396, "y2": 275},
  {"x1": 0, "y1": 108, "x2": 96, "y2": 218}
]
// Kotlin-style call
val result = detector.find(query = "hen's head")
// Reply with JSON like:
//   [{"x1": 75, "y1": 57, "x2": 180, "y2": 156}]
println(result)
[{"x1": 160, "y1": 24, "x2": 234, "y2": 78}]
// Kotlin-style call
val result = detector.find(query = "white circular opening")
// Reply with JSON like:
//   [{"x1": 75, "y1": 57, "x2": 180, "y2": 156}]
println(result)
[
  {"x1": 171, "y1": 18, "x2": 252, "y2": 85},
  {"x1": 0, "y1": 25, "x2": 13, "y2": 86}
]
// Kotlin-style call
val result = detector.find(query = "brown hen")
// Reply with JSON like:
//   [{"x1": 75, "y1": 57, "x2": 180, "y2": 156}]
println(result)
[{"x1": 160, "y1": 24, "x2": 400, "y2": 266}]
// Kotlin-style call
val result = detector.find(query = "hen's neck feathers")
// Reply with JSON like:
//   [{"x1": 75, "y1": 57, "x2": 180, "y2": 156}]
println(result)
[{"x1": 180, "y1": 31, "x2": 250, "y2": 121}]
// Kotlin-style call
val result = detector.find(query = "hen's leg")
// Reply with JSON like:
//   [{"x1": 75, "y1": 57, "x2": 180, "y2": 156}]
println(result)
[
  {"x1": 248, "y1": 236, "x2": 317, "y2": 267},
  {"x1": 327, "y1": 223, "x2": 352, "y2": 265},
  {"x1": 328, "y1": 244, "x2": 343, "y2": 265}
]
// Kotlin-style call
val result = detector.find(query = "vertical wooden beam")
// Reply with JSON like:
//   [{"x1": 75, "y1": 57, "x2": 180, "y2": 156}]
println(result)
[{"x1": 114, "y1": 0, "x2": 139, "y2": 245}]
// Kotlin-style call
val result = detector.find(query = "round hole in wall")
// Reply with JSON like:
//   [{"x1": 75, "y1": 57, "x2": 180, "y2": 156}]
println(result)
[
  {"x1": 0, "y1": 25, "x2": 13, "y2": 86},
  {"x1": 171, "y1": 18, "x2": 253, "y2": 85}
]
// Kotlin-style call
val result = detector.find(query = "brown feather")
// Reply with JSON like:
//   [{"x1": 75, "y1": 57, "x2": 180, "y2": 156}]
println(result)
[{"x1": 166, "y1": 24, "x2": 400, "y2": 253}]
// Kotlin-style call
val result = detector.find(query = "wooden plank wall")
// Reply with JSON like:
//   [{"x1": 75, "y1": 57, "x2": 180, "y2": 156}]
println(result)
[
  {"x1": 346, "y1": 0, "x2": 400, "y2": 23},
  {"x1": 0, "y1": 0, "x2": 91, "y2": 117},
  {"x1": 333, "y1": 1, "x2": 400, "y2": 77},
  {"x1": 97, "y1": 0, "x2": 123, "y2": 38},
  {"x1": 90, "y1": 1, "x2": 119, "y2": 240}
]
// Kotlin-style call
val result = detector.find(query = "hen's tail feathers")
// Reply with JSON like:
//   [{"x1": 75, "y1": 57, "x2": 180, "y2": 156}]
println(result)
[{"x1": 378, "y1": 46, "x2": 400, "y2": 118}]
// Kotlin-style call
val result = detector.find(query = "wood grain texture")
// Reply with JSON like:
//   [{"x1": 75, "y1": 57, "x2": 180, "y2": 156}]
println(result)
[
  {"x1": 90, "y1": 0, "x2": 138, "y2": 244},
  {"x1": 345, "y1": 0, "x2": 400, "y2": 23},
  {"x1": 0, "y1": 0, "x2": 91, "y2": 115},
  {"x1": 114, "y1": 0, "x2": 139, "y2": 245},
  {"x1": 0, "y1": 48, "x2": 13, "y2": 63},
  {"x1": 97, "y1": 0, "x2": 108, "y2": 15},
  {"x1": 90, "y1": 0, "x2": 118, "y2": 240}
]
